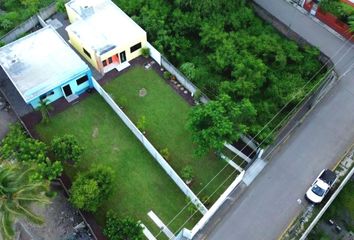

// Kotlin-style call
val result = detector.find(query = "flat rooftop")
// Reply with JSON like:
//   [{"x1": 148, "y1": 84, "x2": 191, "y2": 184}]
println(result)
[
  {"x1": 0, "y1": 26, "x2": 89, "y2": 103},
  {"x1": 66, "y1": 0, "x2": 146, "y2": 55}
]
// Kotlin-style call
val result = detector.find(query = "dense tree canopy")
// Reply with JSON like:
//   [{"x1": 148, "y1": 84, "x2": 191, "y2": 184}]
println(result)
[{"x1": 115, "y1": 0, "x2": 324, "y2": 149}]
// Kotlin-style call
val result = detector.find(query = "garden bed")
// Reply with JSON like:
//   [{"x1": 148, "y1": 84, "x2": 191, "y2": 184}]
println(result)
[
  {"x1": 102, "y1": 66, "x2": 239, "y2": 206},
  {"x1": 35, "y1": 93, "x2": 201, "y2": 238}
]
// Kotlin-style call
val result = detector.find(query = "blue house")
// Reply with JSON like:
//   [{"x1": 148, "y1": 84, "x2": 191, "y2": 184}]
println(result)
[{"x1": 0, "y1": 26, "x2": 92, "y2": 109}]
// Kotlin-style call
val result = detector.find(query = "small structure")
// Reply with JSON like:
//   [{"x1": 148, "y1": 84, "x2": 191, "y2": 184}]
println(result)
[
  {"x1": 0, "y1": 26, "x2": 92, "y2": 109},
  {"x1": 65, "y1": 0, "x2": 147, "y2": 74}
]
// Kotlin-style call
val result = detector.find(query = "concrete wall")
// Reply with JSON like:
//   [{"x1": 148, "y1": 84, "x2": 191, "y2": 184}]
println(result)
[
  {"x1": 147, "y1": 42, "x2": 161, "y2": 65},
  {"x1": 29, "y1": 69, "x2": 92, "y2": 108},
  {"x1": 0, "y1": 2, "x2": 57, "y2": 44},
  {"x1": 92, "y1": 79, "x2": 208, "y2": 215}
]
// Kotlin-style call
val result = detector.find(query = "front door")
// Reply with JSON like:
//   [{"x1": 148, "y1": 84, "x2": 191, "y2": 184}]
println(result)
[
  {"x1": 120, "y1": 51, "x2": 126, "y2": 63},
  {"x1": 62, "y1": 84, "x2": 72, "y2": 97}
]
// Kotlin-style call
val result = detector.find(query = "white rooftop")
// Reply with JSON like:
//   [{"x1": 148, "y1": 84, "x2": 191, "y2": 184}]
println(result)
[
  {"x1": 66, "y1": 0, "x2": 146, "y2": 55},
  {"x1": 0, "y1": 26, "x2": 89, "y2": 103}
]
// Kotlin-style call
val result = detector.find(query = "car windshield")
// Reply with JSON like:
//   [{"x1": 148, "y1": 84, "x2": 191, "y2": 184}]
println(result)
[{"x1": 311, "y1": 184, "x2": 325, "y2": 196}]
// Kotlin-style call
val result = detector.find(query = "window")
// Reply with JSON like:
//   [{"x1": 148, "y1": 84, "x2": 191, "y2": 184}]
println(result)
[
  {"x1": 83, "y1": 48, "x2": 91, "y2": 58},
  {"x1": 76, "y1": 75, "x2": 88, "y2": 85},
  {"x1": 130, "y1": 42, "x2": 142, "y2": 53},
  {"x1": 102, "y1": 60, "x2": 107, "y2": 67},
  {"x1": 39, "y1": 91, "x2": 54, "y2": 100},
  {"x1": 108, "y1": 57, "x2": 113, "y2": 64}
]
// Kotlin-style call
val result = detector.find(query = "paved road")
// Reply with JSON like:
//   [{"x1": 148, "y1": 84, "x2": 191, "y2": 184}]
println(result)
[{"x1": 207, "y1": 1, "x2": 354, "y2": 240}]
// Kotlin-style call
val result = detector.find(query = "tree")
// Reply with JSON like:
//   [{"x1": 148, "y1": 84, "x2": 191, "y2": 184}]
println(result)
[
  {"x1": 70, "y1": 165, "x2": 115, "y2": 212},
  {"x1": 37, "y1": 99, "x2": 53, "y2": 124},
  {"x1": 188, "y1": 94, "x2": 256, "y2": 155},
  {"x1": 70, "y1": 177, "x2": 100, "y2": 212},
  {"x1": 56, "y1": 0, "x2": 66, "y2": 13},
  {"x1": 0, "y1": 124, "x2": 63, "y2": 181},
  {"x1": 349, "y1": 15, "x2": 354, "y2": 32},
  {"x1": 51, "y1": 135, "x2": 84, "y2": 164},
  {"x1": 103, "y1": 211, "x2": 143, "y2": 240},
  {"x1": 180, "y1": 62, "x2": 196, "y2": 80},
  {"x1": 0, "y1": 164, "x2": 50, "y2": 240}
]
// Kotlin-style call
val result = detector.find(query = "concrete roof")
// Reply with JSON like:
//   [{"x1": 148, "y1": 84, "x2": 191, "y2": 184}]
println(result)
[
  {"x1": 0, "y1": 26, "x2": 89, "y2": 103},
  {"x1": 66, "y1": 0, "x2": 146, "y2": 55}
]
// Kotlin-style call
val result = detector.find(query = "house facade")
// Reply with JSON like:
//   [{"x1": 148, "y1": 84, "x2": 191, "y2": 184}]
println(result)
[
  {"x1": 0, "y1": 26, "x2": 92, "y2": 109},
  {"x1": 65, "y1": 0, "x2": 147, "y2": 74}
]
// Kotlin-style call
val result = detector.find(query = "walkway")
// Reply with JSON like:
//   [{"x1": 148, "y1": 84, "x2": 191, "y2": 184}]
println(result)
[{"x1": 204, "y1": 1, "x2": 354, "y2": 239}]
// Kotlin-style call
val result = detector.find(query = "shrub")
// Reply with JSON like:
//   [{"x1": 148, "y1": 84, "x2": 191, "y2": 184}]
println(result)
[
  {"x1": 51, "y1": 134, "x2": 84, "y2": 164},
  {"x1": 56, "y1": 0, "x2": 66, "y2": 13},
  {"x1": 140, "y1": 47, "x2": 150, "y2": 58},
  {"x1": 104, "y1": 211, "x2": 144, "y2": 240},
  {"x1": 70, "y1": 165, "x2": 115, "y2": 212},
  {"x1": 163, "y1": 71, "x2": 172, "y2": 80},
  {"x1": 193, "y1": 89, "x2": 202, "y2": 102},
  {"x1": 160, "y1": 148, "x2": 170, "y2": 161},
  {"x1": 137, "y1": 115, "x2": 146, "y2": 132},
  {"x1": 70, "y1": 177, "x2": 100, "y2": 212},
  {"x1": 181, "y1": 165, "x2": 194, "y2": 183},
  {"x1": 180, "y1": 62, "x2": 196, "y2": 80}
]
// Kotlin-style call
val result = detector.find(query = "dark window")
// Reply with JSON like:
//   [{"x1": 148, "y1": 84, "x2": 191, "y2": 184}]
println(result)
[
  {"x1": 108, "y1": 57, "x2": 113, "y2": 64},
  {"x1": 83, "y1": 48, "x2": 91, "y2": 58},
  {"x1": 102, "y1": 60, "x2": 107, "y2": 66},
  {"x1": 39, "y1": 91, "x2": 54, "y2": 100},
  {"x1": 76, "y1": 75, "x2": 88, "y2": 85},
  {"x1": 130, "y1": 42, "x2": 141, "y2": 53}
]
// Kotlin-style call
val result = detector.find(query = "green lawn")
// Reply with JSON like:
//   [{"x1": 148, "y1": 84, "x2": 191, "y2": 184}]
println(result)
[
  {"x1": 103, "y1": 66, "x2": 238, "y2": 204},
  {"x1": 36, "y1": 93, "x2": 200, "y2": 237}
]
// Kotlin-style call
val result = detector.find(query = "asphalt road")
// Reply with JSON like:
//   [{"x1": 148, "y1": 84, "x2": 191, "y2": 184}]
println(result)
[{"x1": 208, "y1": 1, "x2": 354, "y2": 239}]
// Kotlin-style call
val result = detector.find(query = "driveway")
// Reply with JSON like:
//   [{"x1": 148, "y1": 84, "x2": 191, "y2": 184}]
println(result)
[{"x1": 206, "y1": 1, "x2": 354, "y2": 239}]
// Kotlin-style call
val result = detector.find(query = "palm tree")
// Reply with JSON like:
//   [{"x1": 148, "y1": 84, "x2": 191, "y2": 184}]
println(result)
[
  {"x1": 37, "y1": 99, "x2": 53, "y2": 124},
  {"x1": 0, "y1": 164, "x2": 50, "y2": 240}
]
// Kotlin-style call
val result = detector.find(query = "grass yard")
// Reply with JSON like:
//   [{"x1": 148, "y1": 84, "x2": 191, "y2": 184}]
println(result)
[
  {"x1": 103, "y1": 66, "x2": 238, "y2": 205},
  {"x1": 36, "y1": 93, "x2": 201, "y2": 237}
]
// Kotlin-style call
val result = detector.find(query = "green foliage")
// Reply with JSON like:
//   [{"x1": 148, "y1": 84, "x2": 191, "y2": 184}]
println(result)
[
  {"x1": 0, "y1": 124, "x2": 63, "y2": 181},
  {"x1": 193, "y1": 89, "x2": 202, "y2": 102},
  {"x1": 160, "y1": 147, "x2": 170, "y2": 161},
  {"x1": 140, "y1": 47, "x2": 150, "y2": 58},
  {"x1": 0, "y1": 42, "x2": 5, "y2": 47},
  {"x1": 0, "y1": 164, "x2": 51, "y2": 240},
  {"x1": 51, "y1": 134, "x2": 84, "y2": 164},
  {"x1": 70, "y1": 177, "x2": 100, "y2": 212},
  {"x1": 180, "y1": 62, "x2": 196, "y2": 80},
  {"x1": 56, "y1": 0, "x2": 66, "y2": 13},
  {"x1": 113, "y1": 0, "x2": 323, "y2": 145},
  {"x1": 37, "y1": 99, "x2": 53, "y2": 124},
  {"x1": 163, "y1": 71, "x2": 172, "y2": 80},
  {"x1": 188, "y1": 94, "x2": 256, "y2": 155},
  {"x1": 349, "y1": 15, "x2": 354, "y2": 33},
  {"x1": 103, "y1": 211, "x2": 143, "y2": 240},
  {"x1": 137, "y1": 115, "x2": 146, "y2": 132},
  {"x1": 181, "y1": 165, "x2": 193, "y2": 182},
  {"x1": 319, "y1": 0, "x2": 354, "y2": 23},
  {"x1": 70, "y1": 165, "x2": 115, "y2": 212}
]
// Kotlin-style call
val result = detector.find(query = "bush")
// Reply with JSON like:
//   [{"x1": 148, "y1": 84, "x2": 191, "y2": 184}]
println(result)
[
  {"x1": 160, "y1": 148, "x2": 170, "y2": 161},
  {"x1": 181, "y1": 165, "x2": 194, "y2": 183},
  {"x1": 70, "y1": 177, "x2": 100, "y2": 212},
  {"x1": 70, "y1": 165, "x2": 115, "y2": 212},
  {"x1": 163, "y1": 71, "x2": 172, "y2": 80},
  {"x1": 104, "y1": 211, "x2": 144, "y2": 240},
  {"x1": 140, "y1": 47, "x2": 150, "y2": 58},
  {"x1": 56, "y1": 0, "x2": 66, "y2": 13},
  {"x1": 51, "y1": 135, "x2": 84, "y2": 164},
  {"x1": 137, "y1": 115, "x2": 146, "y2": 132},
  {"x1": 193, "y1": 89, "x2": 202, "y2": 102}
]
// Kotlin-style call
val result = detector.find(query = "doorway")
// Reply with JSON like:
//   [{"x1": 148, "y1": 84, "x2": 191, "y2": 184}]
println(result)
[
  {"x1": 120, "y1": 51, "x2": 126, "y2": 63},
  {"x1": 62, "y1": 84, "x2": 72, "y2": 97}
]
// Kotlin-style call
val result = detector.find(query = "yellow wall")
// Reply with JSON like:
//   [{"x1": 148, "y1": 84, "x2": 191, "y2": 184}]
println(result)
[
  {"x1": 67, "y1": 30, "x2": 99, "y2": 70},
  {"x1": 65, "y1": 4, "x2": 82, "y2": 23}
]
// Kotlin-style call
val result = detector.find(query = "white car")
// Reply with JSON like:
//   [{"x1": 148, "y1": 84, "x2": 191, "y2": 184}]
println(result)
[{"x1": 305, "y1": 169, "x2": 337, "y2": 204}]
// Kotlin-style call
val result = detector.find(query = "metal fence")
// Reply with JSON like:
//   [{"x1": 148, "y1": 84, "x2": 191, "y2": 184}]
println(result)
[{"x1": 92, "y1": 79, "x2": 207, "y2": 214}]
